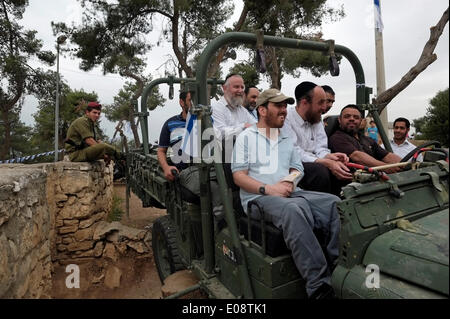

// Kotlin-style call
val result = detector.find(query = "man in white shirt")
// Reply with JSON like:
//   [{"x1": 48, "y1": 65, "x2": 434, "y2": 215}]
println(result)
[
  {"x1": 211, "y1": 73, "x2": 257, "y2": 142},
  {"x1": 384, "y1": 117, "x2": 422, "y2": 162},
  {"x1": 282, "y1": 81, "x2": 352, "y2": 195}
]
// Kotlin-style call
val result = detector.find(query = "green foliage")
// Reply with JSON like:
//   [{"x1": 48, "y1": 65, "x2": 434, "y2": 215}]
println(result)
[
  {"x1": 31, "y1": 86, "x2": 100, "y2": 152},
  {"x1": 0, "y1": 0, "x2": 56, "y2": 159},
  {"x1": 229, "y1": 62, "x2": 260, "y2": 88},
  {"x1": 414, "y1": 88, "x2": 449, "y2": 147},
  {"x1": 108, "y1": 194, "x2": 125, "y2": 222},
  {"x1": 0, "y1": 110, "x2": 35, "y2": 157}
]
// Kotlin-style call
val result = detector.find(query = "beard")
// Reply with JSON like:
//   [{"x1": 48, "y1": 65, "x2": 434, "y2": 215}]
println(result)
[
  {"x1": 341, "y1": 123, "x2": 359, "y2": 135},
  {"x1": 227, "y1": 94, "x2": 244, "y2": 108},
  {"x1": 266, "y1": 111, "x2": 287, "y2": 128},
  {"x1": 304, "y1": 107, "x2": 322, "y2": 124}
]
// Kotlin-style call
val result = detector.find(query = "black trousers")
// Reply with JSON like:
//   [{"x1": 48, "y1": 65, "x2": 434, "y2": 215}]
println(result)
[{"x1": 300, "y1": 162, "x2": 348, "y2": 196}]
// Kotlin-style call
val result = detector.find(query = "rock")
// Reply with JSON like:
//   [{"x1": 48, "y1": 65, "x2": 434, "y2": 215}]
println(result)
[
  {"x1": 79, "y1": 212, "x2": 105, "y2": 229},
  {"x1": 74, "y1": 228, "x2": 94, "y2": 242},
  {"x1": 161, "y1": 270, "x2": 202, "y2": 299},
  {"x1": 66, "y1": 241, "x2": 94, "y2": 252},
  {"x1": 103, "y1": 243, "x2": 118, "y2": 262},
  {"x1": 93, "y1": 241, "x2": 104, "y2": 257},
  {"x1": 59, "y1": 225, "x2": 78, "y2": 234},
  {"x1": 63, "y1": 219, "x2": 79, "y2": 226},
  {"x1": 115, "y1": 242, "x2": 128, "y2": 255},
  {"x1": 104, "y1": 265, "x2": 121, "y2": 289},
  {"x1": 126, "y1": 241, "x2": 147, "y2": 254}
]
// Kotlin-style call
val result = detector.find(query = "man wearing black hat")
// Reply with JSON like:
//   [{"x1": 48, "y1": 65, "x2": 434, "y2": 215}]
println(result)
[
  {"x1": 65, "y1": 101, "x2": 124, "y2": 166},
  {"x1": 282, "y1": 81, "x2": 352, "y2": 196},
  {"x1": 232, "y1": 88, "x2": 340, "y2": 299}
]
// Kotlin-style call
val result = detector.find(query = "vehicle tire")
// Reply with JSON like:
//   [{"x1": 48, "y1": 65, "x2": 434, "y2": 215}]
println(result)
[{"x1": 152, "y1": 215, "x2": 185, "y2": 283}]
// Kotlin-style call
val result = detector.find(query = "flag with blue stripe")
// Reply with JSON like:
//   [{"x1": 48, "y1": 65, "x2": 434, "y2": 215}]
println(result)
[
  {"x1": 374, "y1": 0, "x2": 384, "y2": 32},
  {"x1": 181, "y1": 112, "x2": 200, "y2": 158}
]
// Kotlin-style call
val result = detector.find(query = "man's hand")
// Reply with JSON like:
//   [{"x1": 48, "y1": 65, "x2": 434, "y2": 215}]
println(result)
[
  {"x1": 325, "y1": 152, "x2": 349, "y2": 163},
  {"x1": 383, "y1": 166, "x2": 402, "y2": 174},
  {"x1": 163, "y1": 166, "x2": 179, "y2": 181},
  {"x1": 265, "y1": 181, "x2": 293, "y2": 197},
  {"x1": 327, "y1": 160, "x2": 353, "y2": 180}
]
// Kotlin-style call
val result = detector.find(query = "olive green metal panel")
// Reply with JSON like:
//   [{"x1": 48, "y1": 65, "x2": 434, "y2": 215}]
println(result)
[
  {"x1": 334, "y1": 265, "x2": 446, "y2": 299},
  {"x1": 363, "y1": 209, "x2": 449, "y2": 296},
  {"x1": 214, "y1": 228, "x2": 305, "y2": 298},
  {"x1": 337, "y1": 164, "x2": 449, "y2": 270}
]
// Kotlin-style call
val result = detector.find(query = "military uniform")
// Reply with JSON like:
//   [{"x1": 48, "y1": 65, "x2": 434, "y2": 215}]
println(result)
[{"x1": 65, "y1": 115, "x2": 122, "y2": 162}]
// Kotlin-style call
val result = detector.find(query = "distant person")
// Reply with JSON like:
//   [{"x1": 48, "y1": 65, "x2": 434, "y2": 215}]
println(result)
[
  {"x1": 382, "y1": 117, "x2": 422, "y2": 162},
  {"x1": 322, "y1": 85, "x2": 335, "y2": 114},
  {"x1": 367, "y1": 120, "x2": 380, "y2": 143},
  {"x1": 243, "y1": 86, "x2": 259, "y2": 120},
  {"x1": 65, "y1": 101, "x2": 123, "y2": 163},
  {"x1": 329, "y1": 105, "x2": 402, "y2": 174}
]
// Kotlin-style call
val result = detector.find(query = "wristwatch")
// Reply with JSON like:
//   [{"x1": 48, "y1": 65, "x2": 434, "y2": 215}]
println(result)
[{"x1": 258, "y1": 184, "x2": 266, "y2": 195}]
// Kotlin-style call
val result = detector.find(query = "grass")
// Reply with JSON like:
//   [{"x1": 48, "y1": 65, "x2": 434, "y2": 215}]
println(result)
[{"x1": 108, "y1": 194, "x2": 125, "y2": 222}]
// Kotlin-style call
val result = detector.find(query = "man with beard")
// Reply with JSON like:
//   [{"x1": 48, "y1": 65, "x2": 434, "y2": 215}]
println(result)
[
  {"x1": 282, "y1": 81, "x2": 352, "y2": 195},
  {"x1": 211, "y1": 74, "x2": 257, "y2": 142},
  {"x1": 322, "y1": 85, "x2": 336, "y2": 114},
  {"x1": 232, "y1": 88, "x2": 340, "y2": 299},
  {"x1": 329, "y1": 105, "x2": 401, "y2": 173},
  {"x1": 382, "y1": 117, "x2": 422, "y2": 162},
  {"x1": 243, "y1": 86, "x2": 259, "y2": 120}
]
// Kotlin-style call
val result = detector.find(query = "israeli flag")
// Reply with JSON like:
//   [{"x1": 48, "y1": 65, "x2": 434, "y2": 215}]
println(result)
[
  {"x1": 180, "y1": 112, "x2": 200, "y2": 158},
  {"x1": 374, "y1": 0, "x2": 384, "y2": 32}
]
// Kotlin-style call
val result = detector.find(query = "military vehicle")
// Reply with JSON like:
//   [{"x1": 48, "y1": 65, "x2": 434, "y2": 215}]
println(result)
[{"x1": 126, "y1": 32, "x2": 449, "y2": 299}]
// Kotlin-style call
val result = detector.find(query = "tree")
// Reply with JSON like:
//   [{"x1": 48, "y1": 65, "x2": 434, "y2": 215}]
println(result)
[
  {"x1": 102, "y1": 77, "x2": 165, "y2": 147},
  {"x1": 0, "y1": 110, "x2": 34, "y2": 158},
  {"x1": 31, "y1": 86, "x2": 100, "y2": 152},
  {"x1": 374, "y1": 7, "x2": 449, "y2": 113},
  {"x1": 0, "y1": 0, "x2": 56, "y2": 160},
  {"x1": 414, "y1": 88, "x2": 449, "y2": 147}
]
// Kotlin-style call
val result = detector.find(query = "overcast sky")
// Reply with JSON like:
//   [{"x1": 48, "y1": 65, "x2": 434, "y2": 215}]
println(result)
[{"x1": 19, "y1": 0, "x2": 449, "y2": 144}]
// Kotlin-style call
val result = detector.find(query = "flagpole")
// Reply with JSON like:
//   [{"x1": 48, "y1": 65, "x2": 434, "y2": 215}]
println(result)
[{"x1": 374, "y1": 0, "x2": 389, "y2": 138}]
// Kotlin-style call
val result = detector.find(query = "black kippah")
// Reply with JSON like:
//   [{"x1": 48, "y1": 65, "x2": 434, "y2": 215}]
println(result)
[{"x1": 295, "y1": 81, "x2": 317, "y2": 100}]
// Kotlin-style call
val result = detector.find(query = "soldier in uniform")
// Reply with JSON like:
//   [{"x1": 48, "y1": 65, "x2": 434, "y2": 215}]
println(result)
[{"x1": 65, "y1": 101, "x2": 125, "y2": 177}]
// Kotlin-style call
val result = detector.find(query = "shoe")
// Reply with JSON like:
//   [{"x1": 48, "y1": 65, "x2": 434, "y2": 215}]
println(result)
[{"x1": 309, "y1": 283, "x2": 336, "y2": 300}]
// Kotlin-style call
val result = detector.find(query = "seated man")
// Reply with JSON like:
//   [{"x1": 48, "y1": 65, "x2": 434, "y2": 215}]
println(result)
[
  {"x1": 243, "y1": 86, "x2": 259, "y2": 120},
  {"x1": 65, "y1": 101, "x2": 124, "y2": 161},
  {"x1": 329, "y1": 105, "x2": 402, "y2": 173},
  {"x1": 157, "y1": 90, "x2": 222, "y2": 217},
  {"x1": 232, "y1": 88, "x2": 340, "y2": 299},
  {"x1": 382, "y1": 117, "x2": 422, "y2": 162},
  {"x1": 211, "y1": 73, "x2": 257, "y2": 141},
  {"x1": 322, "y1": 85, "x2": 336, "y2": 114},
  {"x1": 282, "y1": 81, "x2": 352, "y2": 196}
]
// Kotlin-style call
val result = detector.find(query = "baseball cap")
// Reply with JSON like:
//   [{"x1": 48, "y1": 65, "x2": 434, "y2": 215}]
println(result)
[{"x1": 255, "y1": 88, "x2": 295, "y2": 107}]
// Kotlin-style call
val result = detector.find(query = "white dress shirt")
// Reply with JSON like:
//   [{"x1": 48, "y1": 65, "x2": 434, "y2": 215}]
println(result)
[
  {"x1": 383, "y1": 139, "x2": 422, "y2": 162},
  {"x1": 281, "y1": 106, "x2": 330, "y2": 163},
  {"x1": 211, "y1": 97, "x2": 257, "y2": 140}
]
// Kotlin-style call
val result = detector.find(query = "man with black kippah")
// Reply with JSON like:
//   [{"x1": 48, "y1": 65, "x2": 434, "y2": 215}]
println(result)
[{"x1": 282, "y1": 82, "x2": 352, "y2": 196}]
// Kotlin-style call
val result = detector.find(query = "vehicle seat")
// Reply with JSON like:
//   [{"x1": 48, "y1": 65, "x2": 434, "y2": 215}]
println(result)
[
  {"x1": 222, "y1": 163, "x2": 289, "y2": 258},
  {"x1": 324, "y1": 115, "x2": 340, "y2": 138}
]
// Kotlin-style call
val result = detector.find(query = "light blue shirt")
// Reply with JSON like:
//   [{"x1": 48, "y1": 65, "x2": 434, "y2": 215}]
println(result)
[{"x1": 231, "y1": 125, "x2": 304, "y2": 212}]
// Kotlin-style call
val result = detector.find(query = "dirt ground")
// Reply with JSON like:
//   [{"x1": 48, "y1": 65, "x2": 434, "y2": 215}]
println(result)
[{"x1": 51, "y1": 182, "x2": 167, "y2": 299}]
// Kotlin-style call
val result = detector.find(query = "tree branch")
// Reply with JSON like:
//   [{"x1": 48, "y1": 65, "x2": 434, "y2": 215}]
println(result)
[{"x1": 375, "y1": 7, "x2": 449, "y2": 113}]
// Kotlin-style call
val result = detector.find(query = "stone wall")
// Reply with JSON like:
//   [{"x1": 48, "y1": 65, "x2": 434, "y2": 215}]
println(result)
[{"x1": 0, "y1": 161, "x2": 113, "y2": 298}]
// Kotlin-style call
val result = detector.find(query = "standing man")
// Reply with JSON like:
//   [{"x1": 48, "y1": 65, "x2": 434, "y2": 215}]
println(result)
[
  {"x1": 232, "y1": 88, "x2": 340, "y2": 299},
  {"x1": 243, "y1": 86, "x2": 259, "y2": 120},
  {"x1": 322, "y1": 85, "x2": 336, "y2": 114},
  {"x1": 211, "y1": 73, "x2": 257, "y2": 141},
  {"x1": 282, "y1": 81, "x2": 352, "y2": 195},
  {"x1": 383, "y1": 117, "x2": 422, "y2": 162},
  {"x1": 329, "y1": 105, "x2": 402, "y2": 173},
  {"x1": 65, "y1": 101, "x2": 124, "y2": 163}
]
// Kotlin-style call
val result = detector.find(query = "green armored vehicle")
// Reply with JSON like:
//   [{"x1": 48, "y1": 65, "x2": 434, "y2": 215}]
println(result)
[{"x1": 126, "y1": 32, "x2": 449, "y2": 299}]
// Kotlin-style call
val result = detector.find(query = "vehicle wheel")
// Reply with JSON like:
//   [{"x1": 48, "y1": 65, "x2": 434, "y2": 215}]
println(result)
[{"x1": 152, "y1": 215, "x2": 185, "y2": 283}]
